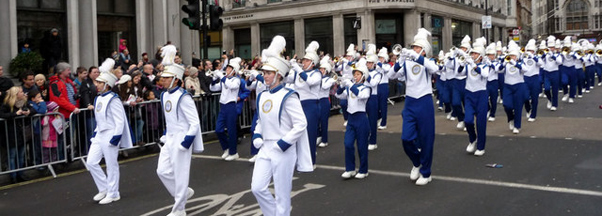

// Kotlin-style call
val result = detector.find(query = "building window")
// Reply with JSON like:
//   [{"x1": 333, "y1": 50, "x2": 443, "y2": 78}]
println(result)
[
  {"x1": 344, "y1": 16, "x2": 358, "y2": 50},
  {"x1": 234, "y1": 28, "x2": 252, "y2": 60},
  {"x1": 232, "y1": 0, "x2": 246, "y2": 8},
  {"x1": 451, "y1": 19, "x2": 472, "y2": 46},
  {"x1": 97, "y1": 0, "x2": 137, "y2": 63},
  {"x1": 260, "y1": 21, "x2": 294, "y2": 58},
  {"x1": 304, "y1": 17, "x2": 334, "y2": 56},
  {"x1": 565, "y1": 0, "x2": 588, "y2": 30},
  {"x1": 268, "y1": 0, "x2": 282, "y2": 3},
  {"x1": 431, "y1": 15, "x2": 444, "y2": 55},
  {"x1": 507, "y1": 0, "x2": 512, "y2": 15}
]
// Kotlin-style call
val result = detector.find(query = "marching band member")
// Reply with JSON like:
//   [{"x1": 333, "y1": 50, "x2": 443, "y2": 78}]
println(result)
[
  {"x1": 540, "y1": 36, "x2": 562, "y2": 111},
  {"x1": 335, "y1": 58, "x2": 371, "y2": 179},
  {"x1": 584, "y1": 43, "x2": 597, "y2": 91},
  {"x1": 87, "y1": 58, "x2": 132, "y2": 204},
  {"x1": 559, "y1": 36, "x2": 576, "y2": 104},
  {"x1": 251, "y1": 35, "x2": 313, "y2": 216},
  {"x1": 485, "y1": 43, "x2": 500, "y2": 121},
  {"x1": 592, "y1": 43, "x2": 602, "y2": 86},
  {"x1": 522, "y1": 39, "x2": 541, "y2": 122},
  {"x1": 376, "y1": 47, "x2": 391, "y2": 130},
  {"x1": 393, "y1": 28, "x2": 439, "y2": 185},
  {"x1": 365, "y1": 44, "x2": 382, "y2": 151},
  {"x1": 498, "y1": 41, "x2": 526, "y2": 134},
  {"x1": 443, "y1": 49, "x2": 457, "y2": 120},
  {"x1": 286, "y1": 41, "x2": 322, "y2": 166},
  {"x1": 335, "y1": 44, "x2": 357, "y2": 126},
  {"x1": 156, "y1": 45, "x2": 204, "y2": 216},
  {"x1": 210, "y1": 57, "x2": 242, "y2": 161},
  {"x1": 496, "y1": 41, "x2": 505, "y2": 105},
  {"x1": 247, "y1": 68, "x2": 268, "y2": 163},
  {"x1": 434, "y1": 51, "x2": 448, "y2": 113},
  {"x1": 463, "y1": 37, "x2": 490, "y2": 156},
  {"x1": 450, "y1": 35, "x2": 471, "y2": 130},
  {"x1": 317, "y1": 56, "x2": 335, "y2": 148},
  {"x1": 573, "y1": 43, "x2": 585, "y2": 99}
]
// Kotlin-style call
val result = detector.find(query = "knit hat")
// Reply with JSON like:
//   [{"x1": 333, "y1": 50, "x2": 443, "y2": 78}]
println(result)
[{"x1": 47, "y1": 101, "x2": 59, "y2": 111}]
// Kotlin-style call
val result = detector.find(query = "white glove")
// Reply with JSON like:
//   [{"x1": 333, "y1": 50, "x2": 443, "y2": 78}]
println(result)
[
  {"x1": 527, "y1": 52, "x2": 534, "y2": 58},
  {"x1": 342, "y1": 79, "x2": 353, "y2": 88},
  {"x1": 159, "y1": 135, "x2": 167, "y2": 144},
  {"x1": 215, "y1": 70, "x2": 225, "y2": 79},
  {"x1": 510, "y1": 59, "x2": 517, "y2": 65},
  {"x1": 250, "y1": 70, "x2": 259, "y2": 80},
  {"x1": 466, "y1": 58, "x2": 475, "y2": 66},
  {"x1": 253, "y1": 138, "x2": 264, "y2": 149},
  {"x1": 408, "y1": 50, "x2": 420, "y2": 60}
]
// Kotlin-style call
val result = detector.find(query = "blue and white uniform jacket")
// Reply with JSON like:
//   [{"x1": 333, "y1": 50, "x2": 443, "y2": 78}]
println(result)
[
  {"x1": 161, "y1": 87, "x2": 204, "y2": 153},
  {"x1": 335, "y1": 83, "x2": 371, "y2": 114},
  {"x1": 210, "y1": 75, "x2": 241, "y2": 104},
  {"x1": 93, "y1": 91, "x2": 133, "y2": 148}
]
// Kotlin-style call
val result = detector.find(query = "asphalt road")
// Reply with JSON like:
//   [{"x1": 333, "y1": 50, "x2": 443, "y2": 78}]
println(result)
[{"x1": 1, "y1": 87, "x2": 602, "y2": 216}]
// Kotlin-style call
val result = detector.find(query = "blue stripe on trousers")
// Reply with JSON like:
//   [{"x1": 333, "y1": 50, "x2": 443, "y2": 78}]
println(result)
[
  {"x1": 250, "y1": 110, "x2": 259, "y2": 155},
  {"x1": 401, "y1": 95, "x2": 435, "y2": 178},
  {"x1": 486, "y1": 80, "x2": 499, "y2": 117}
]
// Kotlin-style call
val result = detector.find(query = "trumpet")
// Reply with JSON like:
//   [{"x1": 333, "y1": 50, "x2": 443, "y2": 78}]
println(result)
[
  {"x1": 586, "y1": 50, "x2": 594, "y2": 55},
  {"x1": 576, "y1": 50, "x2": 584, "y2": 57},
  {"x1": 596, "y1": 49, "x2": 602, "y2": 57},
  {"x1": 520, "y1": 47, "x2": 525, "y2": 54},
  {"x1": 392, "y1": 44, "x2": 403, "y2": 56},
  {"x1": 504, "y1": 55, "x2": 512, "y2": 63},
  {"x1": 205, "y1": 70, "x2": 215, "y2": 78},
  {"x1": 536, "y1": 49, "x2": 547, "y2": 58}
]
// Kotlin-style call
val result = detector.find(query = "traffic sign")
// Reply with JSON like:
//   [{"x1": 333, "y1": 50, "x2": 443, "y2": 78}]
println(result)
[{"x1": 482, "y1": 16, "x2": 492, "y2": 29}]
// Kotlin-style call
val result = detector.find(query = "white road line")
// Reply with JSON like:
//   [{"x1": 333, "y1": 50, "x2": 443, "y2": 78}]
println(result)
[{"x1": 193, "y1": 155, "x2": 602, "y2": 197}]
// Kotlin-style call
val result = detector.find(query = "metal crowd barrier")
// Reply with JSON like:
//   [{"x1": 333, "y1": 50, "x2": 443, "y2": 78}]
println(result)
[{"x1": 0, "y1": 112, "x2": 67, "y2": 178}]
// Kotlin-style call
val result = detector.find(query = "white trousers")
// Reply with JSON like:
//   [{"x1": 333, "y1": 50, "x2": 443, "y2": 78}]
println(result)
[
  {"x1": 87, "y1": 131, "x2": 121, "y2": 198},
  {"x1": 157, "y1": 133, "x2": 192, "y2": 212},
  {"x1": 251, "y1": 141, "x2": 297, "y2": 216}
]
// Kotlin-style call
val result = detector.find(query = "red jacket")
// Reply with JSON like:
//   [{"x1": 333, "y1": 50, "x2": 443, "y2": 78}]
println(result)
[{"x1": 49, "y1": 75, "x2": 79, "y2": 119}]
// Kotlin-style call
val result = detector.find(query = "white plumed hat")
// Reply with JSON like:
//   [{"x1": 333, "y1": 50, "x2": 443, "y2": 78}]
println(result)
[
  {"x1": 471, "y1": 37, "x2": 487, "y2": 56},
  {"x1": 228, "y1": 57, "x2": 242, "y2": 73},
  {"x1": 507, "y1": 40, "x2": 520, "y2": 57},
  {"x1": 261, "y1": 35, "x2": 291, "y2": 78},
  {"x1": 303, "y1": 41, "x2": 320, "y2": 65},
  {"x1": 496, "y1": 41, "x2": 502, "y2": 52},
  {"x1": 160, "y1": 44, "x2": 185, "y2": 80},
  {"x1": 538, "y1": 40, "x2": 547, "y2": 50},
  {"x1": 319, "y1": 55, "x2": 332, "y2": 72},
  {"x1": 486, "y1": 43, "x2": 496, "y2": 55},
  {"x1": 346, "y1": 44, "x2": 356, "y2": 57},
  {"x1": 525, "y1": 39, "x2": 537, "y2": 51},
  {"x1": 460, "y1": 35, "x2": 471, "y2": 49},
  {"x1": 366, "y1": 44, "x2": 378, "y2": 62},
  {"x1": 411, "y1": 28, "x2": 432, "y2": 56},
  {"x1": 353, "y1": 58, "x2": 369, "y2": 78},
  {"x1": 96, "y1": 58, "x2": 118, "y2": 88},
  {"x1": 547, "y1": 36, "x2": 556, "y2": 47},
  {"x1": 378, "y1": 47, "x2": 389, "y2": 61}
]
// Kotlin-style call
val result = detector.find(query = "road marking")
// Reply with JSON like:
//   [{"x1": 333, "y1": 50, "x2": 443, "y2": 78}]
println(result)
[{"x1": 192, "y1": 155, "x2": 602, "y2": 198}]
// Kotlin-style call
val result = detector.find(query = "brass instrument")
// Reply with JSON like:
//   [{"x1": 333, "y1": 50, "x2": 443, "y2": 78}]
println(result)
[
  {"x1": 586, "y1": 50, "x2": 594, "y2": 55},
  {"x1": 576, "y1": 50, "x2": 584, "y2": 57},
  {"x1": 504, "y1": 55, "x2": 512, "y2": 63},
  {"x1": 536, "y1": 49, "x2": 547, "y2": 58},
  {"x1": 205, "y1": 70, "x2": 215, "y2": 78},
  {"x1": 520, "y1": 47, "x2": 525, "y2": 54},
  {"x1": 596, "y1": 49, "x2": 602, "y2": 57},
  {"x1": 392, "y1": 44, "x2": 403, "y2": 56},
  {"x1": 450, "y1": 46, "x2": 457, "y2": 53}
]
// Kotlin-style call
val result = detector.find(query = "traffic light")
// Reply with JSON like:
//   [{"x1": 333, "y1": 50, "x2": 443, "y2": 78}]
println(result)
[
  {"x1": 209, "y1": 5, "x2": 223, "y2": 31},
  {"x1": 182, "y1": 0, "x2": 200, "y2": 30}
]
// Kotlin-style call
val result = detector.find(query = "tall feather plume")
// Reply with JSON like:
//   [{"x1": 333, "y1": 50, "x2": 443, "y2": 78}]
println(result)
[
  {"x1": 366, "y1": 44, "x2": 377, "y2": 55},
  {"x1": 414, "y1": 28, "x2": 431, "y2": 42},
  {"x1": 526, "y1": 39, "x2": 536, "y2": 47},
  {"x1": 161, "y1": 45, "x2": 178, "y2": 66},
  {"x1": 461, "y1": 35, "x2": 471, "y2": 44},
  {"x1": 262, "y1": 35, "x2": 286, "y2": 61},
  {"x1": 305, "y1": 41, "x2": 319, "y2": 53},
  {"x1": 320, "y1": 55, "x2": 332, "y2": 66},
  {"x1": 474, "y1": 37, "x2": 487, "y2": 48},
  {"x1": 347, "y1": 44, "x2": 355, "y2": 52},
  {"x1": 98, "y1": 58, "x2": 115, "y2": 73}
]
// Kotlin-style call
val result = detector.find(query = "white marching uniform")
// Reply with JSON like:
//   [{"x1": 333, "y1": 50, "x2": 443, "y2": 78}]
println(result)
[
  {"x1": 251, "y1": 84, "x2": 313, "y2": 216},
  {"x1": 88, "y1": 91, "x2": 132, "y2": 200},
  {"x1": 157, "y1": 86, "x2": 204, "y2": 213}
]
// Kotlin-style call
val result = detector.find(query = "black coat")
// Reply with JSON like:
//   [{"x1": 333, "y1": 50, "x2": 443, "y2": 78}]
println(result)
[
  {"x1": 0, "y1": 102, "x2": 37, "y2": 146},
  {"x1": 78, "y1": 78, "x2": 97, "y2": 108}
]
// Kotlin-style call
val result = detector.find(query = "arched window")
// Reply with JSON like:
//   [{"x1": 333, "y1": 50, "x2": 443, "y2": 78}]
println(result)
[{"x1": 566, "y1": 0, "x2": 588, "y2": 30}]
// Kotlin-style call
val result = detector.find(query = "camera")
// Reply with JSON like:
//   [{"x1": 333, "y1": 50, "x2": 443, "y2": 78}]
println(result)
[
  {"x1": 21, "y1": 107, "x2": 29, "y2": 112},
  {"x1": 222, "y1": 50, "x2": 227, "y2": 55}
]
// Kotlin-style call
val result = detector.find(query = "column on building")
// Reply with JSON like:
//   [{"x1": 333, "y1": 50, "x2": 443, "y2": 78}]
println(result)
[
  {"x1": 294, "y1": 18, "x2": 304, "y2": 58},
  {"x1": 222, "y1": 26, "x2": 235, "y2": 56},
  {"x1": 78, "y1": 0, "x2": 98, "y2": 67},
  {"x1": 0, "y1": 0, "x2": 18, "y2": 71},
  {"x1": 136, "y1": 0, "x2": 150, "y2": 61},
  {"x1": 332, "y1": 14, "x2": 345, "y2": 57},
  {"x1": 152, "y1": 0, "x2": 168, "y2": 55},
  {"x1": 66, "y1": 0, "x2": 80, "y2": 68},
  {"x1": 403, "y1": 10, "x2": 420, "y2": 47},
  {"x1": 357, "y1": 10, "x2": 376, "y2": 49},
  {"x1": 250, "y1": 22, "x2": 261, "y2": 59},
  {"x1": 443, "y1": 17, "x2": 452, "y2": 50}
]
